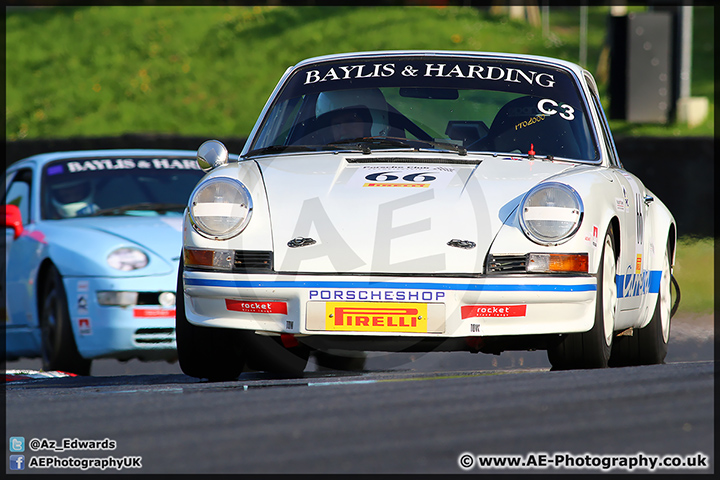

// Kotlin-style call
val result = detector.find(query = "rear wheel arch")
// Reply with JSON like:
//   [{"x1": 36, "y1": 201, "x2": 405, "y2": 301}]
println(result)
[
  {"x1": 667, "y1": 223, "x2": 677, "y2": 265},
  {"x1": 609, "y1": 216, "x2": 621, "y2": 263}
]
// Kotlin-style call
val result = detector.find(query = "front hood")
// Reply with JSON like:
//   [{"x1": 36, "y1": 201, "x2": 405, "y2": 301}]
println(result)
[
  {"x1": 79, "y1": 215, "x2": 184, "y2": 257},
  {"x1": 40, "y1": 215, "x2": 184, "y2": 277},
  {"x1": 257, "y1": 152, "x2": 575, "y2": 274}
]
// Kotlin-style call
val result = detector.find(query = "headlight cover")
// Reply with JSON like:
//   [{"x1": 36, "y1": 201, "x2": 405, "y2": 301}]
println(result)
[
  {"x1": 189, "y1": 177, "x2": 253, "y2": 240},
  {"x1": 107, "y1": 247, "x2": 149, "y2": 271},
  {"x1": 519, "y1": 182, "x2": 583, "y2": 245}
]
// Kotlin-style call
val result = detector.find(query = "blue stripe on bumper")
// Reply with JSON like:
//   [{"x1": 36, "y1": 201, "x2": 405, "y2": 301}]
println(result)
[{"x1": 184, "y1": 278, "x2": 597, "y2": 292}]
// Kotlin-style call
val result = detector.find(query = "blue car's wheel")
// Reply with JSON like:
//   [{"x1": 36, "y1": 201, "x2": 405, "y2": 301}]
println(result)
[{"x1": 40, "y1": 265, "x2": 91, "y2": 376}]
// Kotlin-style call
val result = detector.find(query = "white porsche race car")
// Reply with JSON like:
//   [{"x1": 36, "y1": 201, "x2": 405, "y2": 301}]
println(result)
[{"x1": 177, "y1": 51, "x2": 678, "y2": 380}]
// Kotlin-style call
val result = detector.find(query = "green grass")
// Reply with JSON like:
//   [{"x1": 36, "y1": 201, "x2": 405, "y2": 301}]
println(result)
[
  {"x1": 673, "y1": 237, "x2": 714, "y2": 315},
  {"x1": 5, "y1": 5, "x2": 714, "y2": 141}
]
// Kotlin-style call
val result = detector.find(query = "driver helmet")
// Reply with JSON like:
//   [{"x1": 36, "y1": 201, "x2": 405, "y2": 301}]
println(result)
[
  {"x1": 316, "y1": 88, "x2": 389, "y2": 136},
  {"x1": 50, "y1": 178, "x2": 96, "y2": 218}
]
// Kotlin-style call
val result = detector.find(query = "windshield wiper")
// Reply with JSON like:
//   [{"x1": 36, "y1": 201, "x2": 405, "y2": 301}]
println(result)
[
  {"x1": 324, "y1": 138, "x2": 372, "y2": 154},
  {"x1": 91, "y1": 203, "x2": 187, "y2": 216},
  {"x1": 244, "y1": 145, "x2": 318, "y2": 157},
  {"x1": 330, "y1": 136, "x2": 467, "y2": 156},
  {"x1": 427, "y1": 140, "x2": 468, "y2": 156}
]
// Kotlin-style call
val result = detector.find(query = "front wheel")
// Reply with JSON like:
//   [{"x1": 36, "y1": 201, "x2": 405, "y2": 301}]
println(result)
[
  {"x1": 547, "y1": 227, "x2": 617, "y2": 370},
  {"x1": 609, "y1": 239, "x2": 672, "y2": 366},
  {"x1": 175, "y1": 259, "x2": 246, "y2": 381},
  {"x1": 40, "y1": 265, "x2": 91, "y2": 375}
]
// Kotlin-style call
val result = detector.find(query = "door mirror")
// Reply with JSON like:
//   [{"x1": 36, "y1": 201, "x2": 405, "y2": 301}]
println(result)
[
  {"x1": 4, "y1": 204, "x2": 23, "y2": 239},
  {"x1": 197, "y1": 140, "x2": 229, "y2": 172}
]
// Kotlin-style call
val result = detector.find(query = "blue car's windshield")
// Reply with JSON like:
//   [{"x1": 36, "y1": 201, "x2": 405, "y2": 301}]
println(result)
[
  {"x1": 249, "y1": 56, "x2": 598, "y2": 161},
  {"x1": 41, "y1": 156, "x2": 203, "y2": 220}
]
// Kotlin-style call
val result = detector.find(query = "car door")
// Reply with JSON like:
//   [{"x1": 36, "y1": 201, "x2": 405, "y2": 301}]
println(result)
[
  {"x1": 583, "y1": 74, "x2": 652, "y2": 325},
  {"x1": 612, "y1": 169, "x2": 653, "y2": 320},
  {"x1": 5, "y1": 167, "x2": 40, "y2": 335}
]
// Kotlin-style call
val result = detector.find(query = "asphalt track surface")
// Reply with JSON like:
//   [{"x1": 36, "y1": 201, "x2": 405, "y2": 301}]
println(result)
[{"x1": 4, "y1": 334, "x2": 715, "y2": 474}]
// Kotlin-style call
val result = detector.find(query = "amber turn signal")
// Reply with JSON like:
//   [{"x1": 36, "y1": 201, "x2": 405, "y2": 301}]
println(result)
[
  {"x1": 527, "y1": 253, "x2": 589, "y2": 273},
  {"x1": 184, "y1": 248, "x2": 234, "y2": 270}
]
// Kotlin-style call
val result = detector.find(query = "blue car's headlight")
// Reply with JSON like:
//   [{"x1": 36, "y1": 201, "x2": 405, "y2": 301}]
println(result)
[
  {"x1": 107, "y1": 247, "x2": 149, "y2": 271},
  {"x1": 519, "y1": 182, "x2": 583, "y2": 245},
  {"x1": 188, "y1": 177, "x2": 253, "y2": 240}
]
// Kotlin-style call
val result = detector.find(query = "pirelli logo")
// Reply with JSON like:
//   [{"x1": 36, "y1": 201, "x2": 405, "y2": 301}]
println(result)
[
  {"x1": 307, "y1": 302, "x2": 445, "y2": 333},
  {"x1": 329, "y1": 303, "x2": 426, "y2": 331}
]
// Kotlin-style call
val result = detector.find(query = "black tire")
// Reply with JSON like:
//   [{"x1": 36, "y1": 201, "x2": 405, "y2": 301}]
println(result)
[
  {"x1": 40, "y1": 265, "x2": 91, "y2": 376},
  {"x1": 175, "y1": 259, "x2": 246, "y2": 381},
  {"x1": 313, "y1": 350, "x2": 367, "y2": 371},
  {"x1": 240, "y1": 331, "x2": 310, "y2": 377},
  {"x1": 609, "y1": 239, "x2": 671, "y2": 366},
  {"x1": 547, "y1": 226, "x2": 617, "y2": 370}
]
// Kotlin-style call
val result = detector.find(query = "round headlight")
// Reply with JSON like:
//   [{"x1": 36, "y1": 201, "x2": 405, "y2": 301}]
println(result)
[
  {"x1": 189, "y1": 177, "x2": 252, "y2": 240},
  {"x1": 107, "y1": 247, "x2": 148, "y2": 271},
  {"x1": 519, "y1": 182, "x2": 583, "y2": 245}
]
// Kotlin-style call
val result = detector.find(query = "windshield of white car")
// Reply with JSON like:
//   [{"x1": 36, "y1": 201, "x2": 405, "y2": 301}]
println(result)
[
  {"x1": 41, "y1": 156, "x2": 204, "y2": 220},
  {"x1": 249, "y1": 57, "x2": 599, "y2": 162}
]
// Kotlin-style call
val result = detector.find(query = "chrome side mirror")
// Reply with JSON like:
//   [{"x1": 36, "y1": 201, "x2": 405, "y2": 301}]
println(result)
[{"x1": 197, "y1": 140, "x2": 229, "y2": 172}]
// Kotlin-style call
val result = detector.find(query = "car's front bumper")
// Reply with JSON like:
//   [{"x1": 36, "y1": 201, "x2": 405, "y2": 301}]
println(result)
[
  {"x1": 182, "y1": 271, "x2": 599, "y2": 350},
  {"x1": 62, "y1": 273, "x2": 178, "y2": 361}
]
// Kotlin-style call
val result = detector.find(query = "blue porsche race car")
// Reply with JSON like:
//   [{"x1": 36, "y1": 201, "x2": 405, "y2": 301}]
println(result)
[{"x1": 4, "y1": 149, "x2": 205, "y2": 375}]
